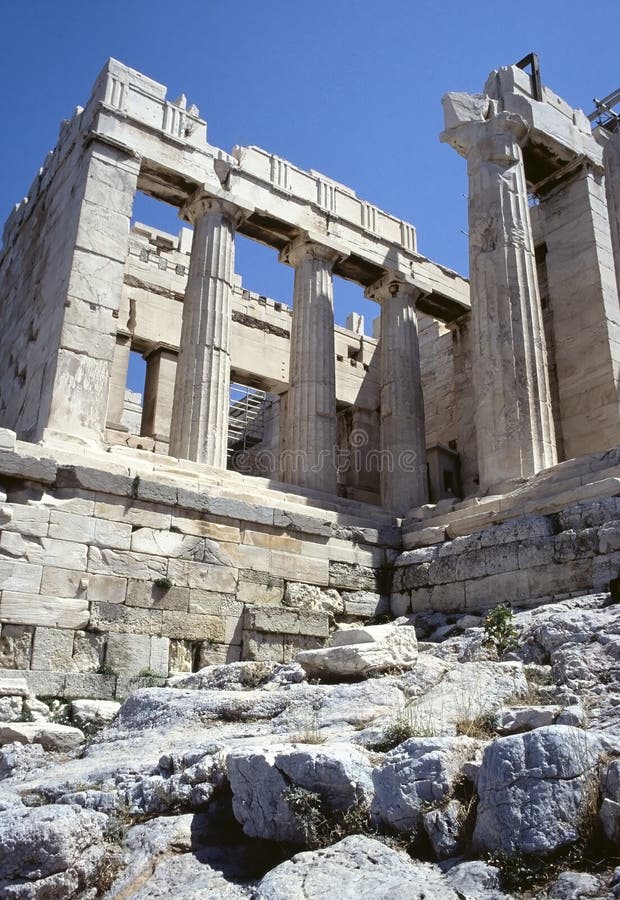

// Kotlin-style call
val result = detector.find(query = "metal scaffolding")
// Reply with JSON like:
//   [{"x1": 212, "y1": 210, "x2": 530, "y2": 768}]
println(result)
[{"x1": 227, "y1": 382, "x2": 267, "y2": 465}]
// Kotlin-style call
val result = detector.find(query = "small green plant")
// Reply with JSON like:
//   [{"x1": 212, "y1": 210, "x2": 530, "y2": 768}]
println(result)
[
  {"x1": 367, "y1": 719, "x2": 416, "y2": 753},
  {"x1": 130, "y1": 668, "x2": 166, "y2": 688},
  {"x1": 154, "y1": 576, "x2": 172, "y2": 590},
  {"x1": 284, "y1": 786, "x2": 371, "y2": 849},
  {"x1": 482, "y1": 603, "x2": 518, "y2": 657},
  {"x1": 455, "y1": 712, "x2": 496, "y2": 740},
  {"x1": 97, "y1": 662, "x2": 116, "y2": 678},
  {"x1": 293, "y1": 712, "x2": 327, "y2": 745}
]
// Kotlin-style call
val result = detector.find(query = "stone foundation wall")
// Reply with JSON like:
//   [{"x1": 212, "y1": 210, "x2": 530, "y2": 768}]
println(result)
[
  {"x1": 392, "y1": 497, "x2": 620, "y2": 616},
  {"x1": 0, "y1": 436, "x2": 398, "y2": 699}
]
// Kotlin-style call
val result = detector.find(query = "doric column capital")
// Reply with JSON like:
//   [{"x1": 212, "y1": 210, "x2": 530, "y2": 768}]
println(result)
[
  {"x1": 180, "y1": 189, "x2": 245, "y2": 227},
  {"x1": 279, "y1": 234, "x2": 344, "y2": 270},
  {"x1": 441, "y1": 92, "x2": 529, "y2": 163},
  {"x1": 365, "y1": 273, "x2": 428, "y2": 305}
]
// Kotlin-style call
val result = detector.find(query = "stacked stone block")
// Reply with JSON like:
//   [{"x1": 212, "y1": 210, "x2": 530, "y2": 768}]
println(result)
[
  {"x1": 393, "y1": 497, "x2": 620, "y2": 616},
  {"x1": 0, "y1": 434, "x2": 397, "y2": 698}
]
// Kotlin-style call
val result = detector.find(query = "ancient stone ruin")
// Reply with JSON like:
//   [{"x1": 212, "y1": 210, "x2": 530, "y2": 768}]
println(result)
[{"x1": 1, "y1": 55, "x2": 620, "y2": 898}]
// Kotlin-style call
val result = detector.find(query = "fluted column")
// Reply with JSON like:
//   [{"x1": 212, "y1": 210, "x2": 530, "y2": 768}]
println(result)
[
  {"x1": 441, "y1": 96, "x2": 557, "y2": 490},
  {"x1": 169, "y1": 193, "x2": 241, "y2": 468},
  {"x1": 280, "y1": 238, "x2": 340, "y2": 493},
  {"x1": 368, "y1": 277, "x2": 428, "y2": 515}
]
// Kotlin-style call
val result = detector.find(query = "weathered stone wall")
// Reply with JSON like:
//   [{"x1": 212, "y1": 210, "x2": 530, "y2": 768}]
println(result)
[
  {"x1": 0, "y1": 432, "x2": 398, "y2": 699},
  {"x1": 0, "y1": 112, "x2": 86, "y2": 441},
  {"x1": 393, "y1": 496, "x2": 620, "y2": 616}
]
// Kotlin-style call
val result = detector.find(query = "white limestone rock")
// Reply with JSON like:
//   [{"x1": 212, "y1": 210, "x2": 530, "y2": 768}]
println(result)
[
  {"x1": 472, "y1": 725, "x2": 608, "y2": 854},
  {"x1": 371, "y1": 736, "x2": 480, "y2": 833},
  {"x1": 168, "y1": 660, "x2": 304, "y2": 691},
  {"x1": 23, "y1": 697, "x2": 52, "y2": 722},
  {"x1": 0, "y1": 721, "x2": 85, "y2": 752},
  {"x1": 227, "y1": 743, "x2": 374, "y2": 843},
  {"x1": 254, "y1": 835, "x2": 460, "y2": 899},
  {"x1": 283, "y1": 582, "x2": 344, "y2": 615},
  {"x1": 494, "y1": 704, "x2": 561, "y2": 734},
  {"x1": 0, "y1": 696, "x2": 22, "y2": 721},
  {"x1": 0, "y1": 804, "x2": 107, "y2": 897},
  {"x1": 0, "y1": 741, "x2": 46, "y2": 780},
  {"x1": 444, "y1": 860, "x2": 504, "y2": 899},
  {"x1": 401, "y1": 660, "x2": 528, "y2": 735},
  {"x1": 122, "y1": 852, "x2": 253, "y2": 899},
  {"x1": 71, "y1": 699, "x2": 120, "y2": 730},
  {"x1": 599, "y1": 758, "x2": 620, "y2": 843},
  {"x1": 296, "y1": 622, "x2": 418, "y2": 677},
  {"x1": 547, "y1": 870, "x2": 604, "y2": 899},
  {"x1": 422, "y1": 798, "x2": 464, "y2": 859}
]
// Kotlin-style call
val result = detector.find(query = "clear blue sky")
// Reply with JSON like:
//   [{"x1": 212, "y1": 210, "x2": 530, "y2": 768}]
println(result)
[{"x1": 1, "y1": 1, "x2": 619, "y2": 388}]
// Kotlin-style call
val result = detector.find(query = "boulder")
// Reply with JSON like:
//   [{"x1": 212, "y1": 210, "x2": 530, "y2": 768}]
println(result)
[
  {"x1": 422, "y1": 798, "x2": 464, "y2": 859},
  {"x1": 472, "y1": 725, "x2": 607, "y2": 854},
  {"x1": 227, "y1": 743, "x2": 374, "y2": 843},
  {"x1": 444, "y1": 860, "x2": 504, "y2": 899},
  {"x1": 124, "y1": 853, "x2": 253, "y2": 898},
  {"x1": 254, "y1": 835, "x2": 459, "y2": 899},
  {"x1": 71, "y1": 699, "x2": 120, "y2": 730},
  {"x1": 296, "y1": 622, "x2": 418, "y2": 678},
  {"x1": 600, "y1": 758, "x2": 620, "y2": 843},
  {"x1": 0, "y1": 696, "x2": 22, "y2": 721},
  {"x1": 168, "y1": 660, "x2": 303, "y2": 691},
  {"x1": 0, "y1": 722, "x2": 85, "y2": 752},
  {"x1": 547, "y1": 870, "x2": 604, "y2": 899},
  {"x1": 371, "y1": 736, "x2": 479, "y2": 833},
  {"x1": 494, "y1": 705, "x2": 561, "y2": 734},
  {"x1": 0, "y1": 804, "x2": 107, "y2": 897},
  {"x1": 0, "y1": 741, "x2": 46, "y2": 780},
  {"x1": 284, "y1": 583, "x2": 344, "y2": 616},
  {"x1": 23, "y1": 698, "x2": 52, "y2": 721}
]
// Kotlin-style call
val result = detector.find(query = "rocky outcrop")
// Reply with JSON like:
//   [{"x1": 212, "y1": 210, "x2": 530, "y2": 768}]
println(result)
[
  {"x1": 254, "y1": 835, "x2": 460, "y2": 899},
  {"x1": 473, "y1": 725, "x2": 608, "y2": 854},
  {"x1": 0, "y1": 594, "x2": 619, "y2": 896},
  {"x1": 296, "y1": 621, "x2": 418, "y2": 677},
  {"x1": 371, "y1": 735, "x2": 479, "y2": 833},
  {"x1": 227, "y1": 744, "x2": 374, "y2": 843},
  {"x1": 0, "y1": 804, "x2": 108, "y2": 898}
]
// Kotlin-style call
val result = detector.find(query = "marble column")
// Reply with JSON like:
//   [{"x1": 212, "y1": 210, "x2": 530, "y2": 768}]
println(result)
[
  {"x1": 441, "y1": 95, "x2": 557, "y2": 491},
  {"x1": 280, "y1": 238, "x2": 340, "y2": 493},
  {"x1": 368, "y1": 277, "x2": 428, "y2": 515},
  {"x1": 169, "y1": 193, "x2": 241, "y2": 468}
]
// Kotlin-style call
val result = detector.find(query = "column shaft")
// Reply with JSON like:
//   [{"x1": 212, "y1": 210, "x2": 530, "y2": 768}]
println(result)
[
  {"x1": 442, "y1": 104, "x2": 557, "y2": 490},
  {"x1": 169, "y1": 196, "x2": 238, "y2": 468},
  {"x1": 377, "y1": 282, "x2": 428, "y2": 515},
  {"x1": 282, "y1": 240, "x2": 339, "y2": 493}
]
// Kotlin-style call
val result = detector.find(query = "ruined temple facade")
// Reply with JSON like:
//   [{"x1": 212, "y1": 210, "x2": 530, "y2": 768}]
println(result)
[{"x1": 0, "y1": 59, "x2": 618, "y2": 697}]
